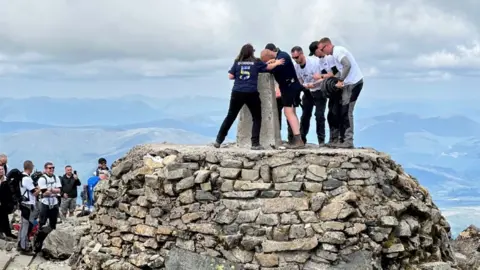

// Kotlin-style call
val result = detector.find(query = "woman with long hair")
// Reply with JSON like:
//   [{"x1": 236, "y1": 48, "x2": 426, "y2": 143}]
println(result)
[{"x1": 213, "y1": 43, "x2": 285, "y2": 150}]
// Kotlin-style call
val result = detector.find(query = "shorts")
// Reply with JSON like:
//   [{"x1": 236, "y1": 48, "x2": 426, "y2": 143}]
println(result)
[
  {"x1": 280, "y1": 83, "x2": 302, "y2": 107},
  {"x1": 60, "y1": 197, "x2": 76, "y2": 214}
]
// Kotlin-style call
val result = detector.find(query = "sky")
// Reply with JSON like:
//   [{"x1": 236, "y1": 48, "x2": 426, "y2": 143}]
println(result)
[{"x1": 0, "y1": 0, "x2": 479, "y2": 100}]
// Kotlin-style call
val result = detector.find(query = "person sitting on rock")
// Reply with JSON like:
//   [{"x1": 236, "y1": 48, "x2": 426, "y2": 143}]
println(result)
[{"x1": 213, "y1": 43, "x2": 285, "y2": 150}]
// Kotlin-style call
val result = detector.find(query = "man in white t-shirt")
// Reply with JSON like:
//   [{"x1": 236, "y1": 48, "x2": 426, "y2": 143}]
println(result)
[
  {"x1": 18, "y1": 160, "x2": 40, "y2": 255},
  {"x1": 308, "y1": 41, "x2": 343, "y2": 147},
  {"x1": 318, "y1": 37, "x2": 364, "y2": 148},
  {"x1": 38, "y1": 162, "x2": 62, "y2": 230},
  {"x1": 291, "y1": 45, "x2": 326, "y2": 146}
]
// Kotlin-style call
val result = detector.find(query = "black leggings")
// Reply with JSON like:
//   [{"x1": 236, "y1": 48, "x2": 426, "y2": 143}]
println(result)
[{"x1": 216, "y1": 91, "x2": 262, "y2": 145}]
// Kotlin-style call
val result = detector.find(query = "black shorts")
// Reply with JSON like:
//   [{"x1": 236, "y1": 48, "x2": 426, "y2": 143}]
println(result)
[{"x1": 280, "y1": 84, "x2": 302, "y2": 107}]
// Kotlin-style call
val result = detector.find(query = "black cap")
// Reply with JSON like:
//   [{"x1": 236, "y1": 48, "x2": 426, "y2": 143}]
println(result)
[
  {"x1": 308, "y1": 41, "x2": 319, "y2": 56},
  {"x1": 265, "y1": 43, "x2": 278, "y2": 52}
]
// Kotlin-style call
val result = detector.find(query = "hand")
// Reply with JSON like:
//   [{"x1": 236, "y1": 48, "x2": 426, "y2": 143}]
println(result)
[
  {"x1": 33, "y1": 189, "x2": 41, "y2": 196},
  {"x1": 275, "y1": 88, "x2": 281, "y2": 98},
  {"x1": 73, "y1": 174, "x2": 78, "y2": 180},
  {"x1": 304, "y1": 83, "x2": 314, "y2": 89},
  {"x1": 335, "y1": 81, "x2": 344, "y2": 88},
  {"x1": 313, "y1": 73, "x2": 323, "y2": 80},
  {"x1": 275, "y1": 59, "x2": 285, "y2": 66},
  {"x1": 266, "y1": 59, "x2": 276, "y2": 64},
  {"x1": 63, "y1": 193, "x2": 68, "y2": 198}
]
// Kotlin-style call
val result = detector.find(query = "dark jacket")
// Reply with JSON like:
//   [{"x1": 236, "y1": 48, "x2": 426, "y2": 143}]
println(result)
[
  {"x1": 0, "y1": 178, "x2": 14, "y2": 211},
  {"x1": 319, "y1": 77, "x2": 341, "y2": 99},
  {"x1": 60, "y1": 174, "x2": 81, "y2": 198}
]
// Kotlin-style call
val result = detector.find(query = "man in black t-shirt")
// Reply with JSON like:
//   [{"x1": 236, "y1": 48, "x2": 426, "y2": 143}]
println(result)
[{"x1": 261, "y1": 48, "x2": 304, "y2": 149}]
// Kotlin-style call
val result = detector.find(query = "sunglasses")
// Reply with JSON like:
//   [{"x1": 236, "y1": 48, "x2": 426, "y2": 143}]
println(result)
[{"x1": 47, "y1": 166, "x2": 55, "y2": 170}]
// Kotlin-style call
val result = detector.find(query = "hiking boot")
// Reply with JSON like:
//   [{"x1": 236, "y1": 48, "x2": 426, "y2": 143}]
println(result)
[
  {"x1": 318, "y1": 143, "x2": 327, "y2": 148},
  {"x1": 285, "y1": 135, "x2": 305, "y2": 149},
  {"x1": 212, "y1": 141, "x2": 221, "y2": 148},
  {"x1": 326, "y1": 140, "x2": 339, "y2": 148},
  {"x1": 335, "y1": 141, "x2": 354, "y2": 149},
  {"x1": 251, "y1": 144, "x2": 264, "y2": 150},
  {"x1": 19, "y1": 248, "x2": 35, "y2": 256}
]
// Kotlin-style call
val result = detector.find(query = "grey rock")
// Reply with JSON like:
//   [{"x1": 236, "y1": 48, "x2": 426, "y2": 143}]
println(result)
[
  {"x1": 241, "y1": 169, "x2": 260, "y2": 181},
  {"x1": 323, "y1": 179, "x2": 344, "y2": 191},
  {"x1": 262, "y1": 198, "x2": 309, "y2": 213},
  {"x1": 175, "y1": 176, "x2": 195, "y2": 191},
  {"x1": 218, "y1": 167, "x2": 241, "y2": 179},
  {"x1": 318, "y1": 231, "x2": 346, "y2": 245},
  {"x1": 305, "y1": 165, "x2": 327, "y2": 181},
  {"x1": 194, "y1": 170, "x2": 210, "y2": 183},
  {"x1": 262, "y1": 236, "x2": 318, "y2": 252},
  {"x1": 165, "y1": 247, "x2": 241, "y2": 270}
]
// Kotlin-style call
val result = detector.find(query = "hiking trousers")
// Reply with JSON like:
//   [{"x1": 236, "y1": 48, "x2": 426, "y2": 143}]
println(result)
[
  {"x1": 19, "y1": 203, "x2": 36, "y2": 249},
  {"x1": 39, "y1": 203, "x2": 59, "y2": 230},
  {"x1": 340, "y1": 79, "x2": 363, "y2": 144}
]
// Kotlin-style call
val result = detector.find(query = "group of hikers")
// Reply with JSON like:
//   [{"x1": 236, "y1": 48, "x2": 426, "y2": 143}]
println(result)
[
  {"x1": 0, "y1": 154, "x2": 111, "y2": 256},
  {"x1": 214, "y1": 37, "x2": 364, "y2": 150}
]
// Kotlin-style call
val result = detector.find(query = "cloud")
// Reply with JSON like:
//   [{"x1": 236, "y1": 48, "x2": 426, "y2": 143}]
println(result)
[
  {"x1": 0, "y1": 0, "x2": 478, "y2": 80},
  {"x1": 414, "y1": 41, "x2": 480, "y2": 69}
]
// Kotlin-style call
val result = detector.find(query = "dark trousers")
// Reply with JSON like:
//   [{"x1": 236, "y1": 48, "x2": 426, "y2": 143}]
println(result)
[
  {"x1": 39, "y1": 204, "x2": 59, "y2": 230},
  {"x1": 276, "y1": 97, "x2": 293, "y2": 142},
  {"x1": 340, "y1": 80, "x2": 363, "y2": 143},
  {"x1": 216, "y1": 91, "x2": 262, "y2": 145},
  {"x1": 0, "y1": 205, "x2": 13, "y2": 236},
  {"x1": 327, "y1": 91, "x2": 343, "y2": 143},
  {"x1": 299, "y1": 91, "x2": 328, "y2": 144}
]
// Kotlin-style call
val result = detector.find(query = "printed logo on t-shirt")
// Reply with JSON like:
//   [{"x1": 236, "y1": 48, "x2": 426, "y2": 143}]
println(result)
[{"x1": 238, "y1": 61, "x2": 254, "y2": 80}]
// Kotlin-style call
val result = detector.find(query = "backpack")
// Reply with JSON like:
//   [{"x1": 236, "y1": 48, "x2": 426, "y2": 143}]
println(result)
[
  {"x1": 6, "y1": 168, "x2": 25, "y2": 206},
  {"x1": 31, "y1": 171, "x2": 44, "y2": 186}
]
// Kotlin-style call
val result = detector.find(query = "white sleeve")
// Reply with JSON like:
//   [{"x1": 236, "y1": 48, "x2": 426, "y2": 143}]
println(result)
[
  {"x1": 333, "y1": 47, "x2": 347, "y2": 63},
  {"x1": 37, "y1": 176, "x2": 47, "y2": 189},
  {"x1": 55, "y1": 176, "x2": 62, "y2": 188},
  {"x1": 22, "y1": 177, "x2": 35, "y2": 191},
  {"x1": 323, "y1": 57, "x2": 333, "y2": 73}
]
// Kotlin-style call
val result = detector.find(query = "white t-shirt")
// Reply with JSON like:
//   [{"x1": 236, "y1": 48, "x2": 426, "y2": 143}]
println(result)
[
  {"x1": 38, "y1": 174, "x2": 62, "y2": 206},
  {"x1": 332, "y1": 45, "x2": 363, "y2": 85},
  {"x1": 318, "y1": 55, "x2": 337, "y2": 75},
  {"x1": 20, "y1": 173, "x2": 36, "y2": 205},
  {"x1": 294, "y1": 56, "x2": 322, "y2": 91}
]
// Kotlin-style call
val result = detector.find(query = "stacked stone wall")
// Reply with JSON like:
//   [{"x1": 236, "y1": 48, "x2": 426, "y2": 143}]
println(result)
[{"x1": 73, "y1": 145, "x2": 456, "y2": 270}]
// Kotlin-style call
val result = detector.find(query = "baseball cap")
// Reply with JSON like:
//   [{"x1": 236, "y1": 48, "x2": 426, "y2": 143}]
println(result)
[
  {"x1": 308, "y1": 41, "x2": 319, "y2": 56},
  {"x1": 265, "y1": 43, "x2": 278, "y2": 52}
]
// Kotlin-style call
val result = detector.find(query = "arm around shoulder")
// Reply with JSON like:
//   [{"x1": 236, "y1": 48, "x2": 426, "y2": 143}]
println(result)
[{"x1": 266, "y1": 58, "x2": 285, "y2": 71}]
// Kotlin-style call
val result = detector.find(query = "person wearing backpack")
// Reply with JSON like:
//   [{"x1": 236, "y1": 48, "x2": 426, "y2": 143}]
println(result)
[
  {"x1": 18, "y1": 160, "x2": 40, "y2": 255},
  {"x1": 0, "y1": 166, "x2": 16, "y2": 241},
  {"x1": 37, "y1": 162, "x2": 62, "y2": 230}
]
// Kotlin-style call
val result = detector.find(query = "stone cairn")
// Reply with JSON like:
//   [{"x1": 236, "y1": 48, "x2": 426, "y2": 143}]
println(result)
[{"x1": 70, "y1": 144, "x2": 457, "y2": 270}]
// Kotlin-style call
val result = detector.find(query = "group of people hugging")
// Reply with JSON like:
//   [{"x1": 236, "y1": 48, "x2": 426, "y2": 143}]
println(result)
[{"x1": 213, "y1": 37, "x2": 364, "y2": 150}]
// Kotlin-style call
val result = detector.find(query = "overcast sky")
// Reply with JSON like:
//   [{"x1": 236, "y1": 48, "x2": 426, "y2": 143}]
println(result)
[{"x1": 0, "y1": 0, "x2": 479, "y2": 100}]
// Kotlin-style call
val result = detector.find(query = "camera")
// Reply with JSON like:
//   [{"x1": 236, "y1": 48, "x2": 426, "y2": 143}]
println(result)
[{"x1": 74, "y1": 170, "x2": 77, "y2": 175}]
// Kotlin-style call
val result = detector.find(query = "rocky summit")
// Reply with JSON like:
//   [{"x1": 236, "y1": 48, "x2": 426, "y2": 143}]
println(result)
[{"x1": 70, "y1": 144, "x2": 458, "y2": 270}]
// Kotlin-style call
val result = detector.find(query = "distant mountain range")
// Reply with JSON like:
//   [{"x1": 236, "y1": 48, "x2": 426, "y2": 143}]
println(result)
[{"x1": 0, "y1": 95, "x2": 479, "y2": 235}]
